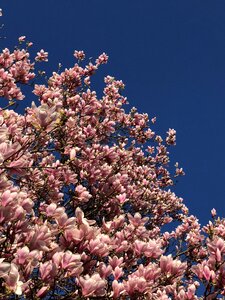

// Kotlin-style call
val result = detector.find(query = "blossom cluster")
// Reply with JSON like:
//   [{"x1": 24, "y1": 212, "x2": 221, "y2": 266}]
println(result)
[{"x1": 0, "y1": 35, "x2": 224, "y2": 299}]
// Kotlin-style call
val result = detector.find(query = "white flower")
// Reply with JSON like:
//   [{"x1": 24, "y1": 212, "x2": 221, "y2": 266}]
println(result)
[{"x1": 15, "y1": 280, "x2": 23, "y2": 295}]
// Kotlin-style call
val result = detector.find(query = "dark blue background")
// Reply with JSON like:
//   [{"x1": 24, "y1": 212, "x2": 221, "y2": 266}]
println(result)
[{"x1": 1, "y1": 0, "x2": 225, "y2": 225}]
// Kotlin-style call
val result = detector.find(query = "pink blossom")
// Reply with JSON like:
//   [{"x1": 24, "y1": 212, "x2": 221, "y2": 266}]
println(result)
[
  {"x1": 18, "y1": 36, "x2": 26, "y2": 42},
  {"x1": 211, "y1": 208, "x2": 217, "y2": 217},
  {"x1": 116, "y1": 193, "x2": 127, "y2": 204},
  {"x1": 74, "y1": 50, "x2": 85, "y2": 61},
  {"x1": 35, "y1": 49, "x2": 48, "y2": 62},
  {"x1": 96, "y1": 52, "x2": 108, "y2": 65},
  {"x1": 78, "y1": 273, "x2": 106, "y2": 297},
  {"x1": 39, "y1": 261, "x2": 57, "y2": 282},
  {"x1": 75, "y1": 184, "x2": 92, "y2": 202},
  {"x1": 112, "y1": 266, "x2": 124, "y2": 280},
  {"x1": 2, "y1": 263, "x2": 23, "y2": 295},
  {"x1": 109, "y1": 256, "x2": 124, "y2": 269},
  {"x1": 52, "y1": 251, "x2": 83, "y2": 276},
  {"x1": 98, "y1": 262, "x2": 112, "y2": 279},
  {"x1": 166, "y1": 128, "x2": 176, "y2": 145},
  {"x1": 112, "y1": 280, "x2": 125, "y2": 298},
  {"x1": 160, "y1": 255, "x2": 187, "y2": 276}
]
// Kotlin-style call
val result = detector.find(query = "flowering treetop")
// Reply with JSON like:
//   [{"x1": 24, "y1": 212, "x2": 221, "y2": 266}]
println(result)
[{"x1": 0, "y1": 10, "x2": 225, "y2": 299}]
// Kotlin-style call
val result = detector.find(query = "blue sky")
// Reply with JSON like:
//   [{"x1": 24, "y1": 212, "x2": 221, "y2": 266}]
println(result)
[{"x1": 1, "y1": 0, "x2": 225, "y2": 225}]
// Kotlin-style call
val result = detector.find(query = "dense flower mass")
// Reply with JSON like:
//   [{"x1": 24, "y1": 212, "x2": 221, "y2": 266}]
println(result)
[{"x1": 0, "y1": 28, "x2": 225, "y2": 299}]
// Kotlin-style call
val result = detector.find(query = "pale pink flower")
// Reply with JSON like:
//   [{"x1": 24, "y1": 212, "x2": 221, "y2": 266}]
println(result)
[
  {"x1": 151, "y1": 116, "x2": 157, "y2": 124},
  {"x1": 74, "y1": 50, "x2": 85, "y2": 61},
  {"x1": 211, "y1": 208, "x2": 217, "y2": 217},
  {"x1": 75, "y1": 184, "x2": 92, "y2": 202},
  {"x1": 64, "y1": 227, "x2": 84, "y2": 243},
  {"x1": 192, "y1": 261, "x2": 216, "y2": 281},
  {"x1": 35, "y1": 49, "x2": 48, "y2": 62},
  {"x1": 186, "y1": 283, "x2": 196, "y2": 299},
  {"x1": 70, "y1": 148, "x2": 76, "y2": 160},
  {"x1": 96, "y1": 53, "x2": 108, "y2": 65},
  {"x1": 207, "y1": 237, "x2": 225, "y2": 262},
  {"x1": 18, "y1": 36, "x2": 26, "y2": 42},
  {"x1": 84, "y1": 76, "x2": 90, "y2": 85},
  {"x1": 112, "y1": 266, "x2": 124, "y2": 280},
  {"x1": 98, "y1": 262, "x2": 112, "y2": 279},
  {"x1": 78, "y1": 273, "x2": 106, "y2": 297},
  {"x1": 52, "y1": 251, "x2": 83, "y2": 276},
  {"x1": 202, "y1": 265, "x2": 215, "y2": 281},
  {"x1": 116, "y1": 193, "x2": 127, "y2": 204},
  {"x1": 109, "y1": 256, "x2": 124, "y2": 269},
  {"x1": 112, "y1": 280, "x2": 125, "y2": 298},
  {"x1": 166, "y1": 128, "x2": 176, "y2": 145},
  {"x1": 88, "y1": 236, "x2": 110, "y2": 256},
  {"x1": 39, "y1": 261, "x2": 57, "y2": 282},
  {"x1": 4, "y1": 263, "x2": 23, "y2": 295},
  {"x1": 175, "y1": 167, "x2": 185, "y2": 177},
  {"x1": 160, "y1": 255, "x2": 187, "y2": 276}
]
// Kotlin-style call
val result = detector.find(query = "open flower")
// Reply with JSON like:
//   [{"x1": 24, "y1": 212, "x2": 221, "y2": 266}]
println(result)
[
  {"x1": 78, "y1": 273, "x2": 106, "y2": 297},
  {"x1": 35, "y1": 49, "x2": 48, "y2": 62}
]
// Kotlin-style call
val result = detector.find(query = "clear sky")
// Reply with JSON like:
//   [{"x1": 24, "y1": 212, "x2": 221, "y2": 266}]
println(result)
[{"x1": 1, "y1": 0, "x2": 225, "y2": 225}]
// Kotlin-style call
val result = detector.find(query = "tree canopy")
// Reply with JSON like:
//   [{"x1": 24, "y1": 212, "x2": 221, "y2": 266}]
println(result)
[{"x1": 0, "y1": 11, "x2": 224, "y2": 300}]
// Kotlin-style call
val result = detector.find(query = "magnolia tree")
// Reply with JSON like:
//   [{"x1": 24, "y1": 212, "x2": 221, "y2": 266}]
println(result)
[{"x1": 0, "y1": 12, "x2": 225, "y2": 300}]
